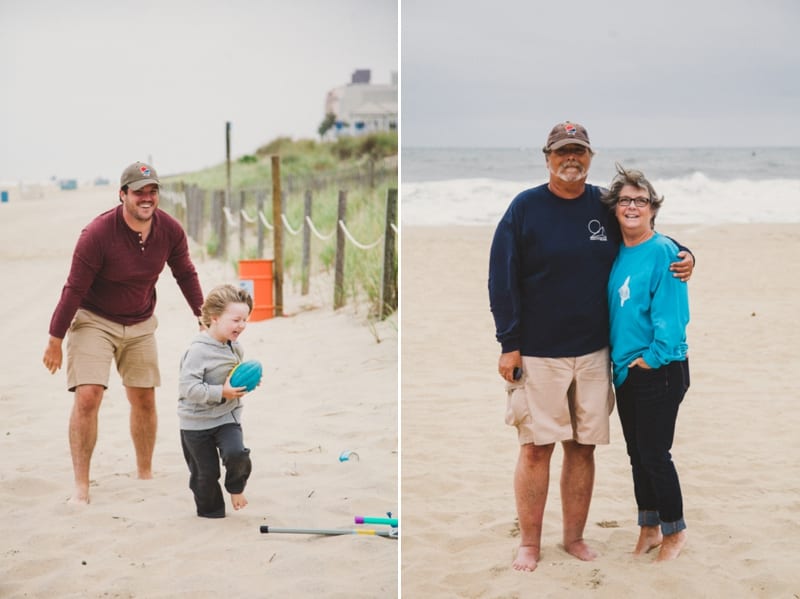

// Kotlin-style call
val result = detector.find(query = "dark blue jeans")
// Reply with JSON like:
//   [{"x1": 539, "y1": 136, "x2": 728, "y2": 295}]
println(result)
[
  {"x1": 180, "y1": 423, "x2": 252, "y2": 518},
  {"x1": 615, "y1": 359, "x2": 689, "y2": 535}
]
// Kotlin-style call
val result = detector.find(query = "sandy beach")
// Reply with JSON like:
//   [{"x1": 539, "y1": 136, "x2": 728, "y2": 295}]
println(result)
[
  {"x1": 401, "y1": 224, "x2": 800, "y2": 597},
  {"x1": 0, "y1": 187, "x2": 398, "y2": 598}
]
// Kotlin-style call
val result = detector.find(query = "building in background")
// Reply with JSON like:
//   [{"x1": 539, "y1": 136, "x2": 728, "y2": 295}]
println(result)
[{"x1": 323, "y1": 70, "x2": 397, "y2": 138}]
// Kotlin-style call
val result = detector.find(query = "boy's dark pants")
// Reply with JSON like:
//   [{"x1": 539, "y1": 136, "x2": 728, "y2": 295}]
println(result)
[{"x1": 181, "y1": 423, "x2": 251, "y2": 518}]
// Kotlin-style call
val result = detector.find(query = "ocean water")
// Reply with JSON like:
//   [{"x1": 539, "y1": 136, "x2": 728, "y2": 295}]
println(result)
[{"x1": 401, "y1": 147, "x2": 800, "y2": 225}]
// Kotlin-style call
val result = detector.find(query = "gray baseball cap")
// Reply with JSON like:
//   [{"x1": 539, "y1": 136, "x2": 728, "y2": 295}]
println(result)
[
  {"x1": 544, "y1": 121, "x2": 592, "y2": 152},
  {"x1": 120, "y1": 162, "x2": 159, "y2": 190}
]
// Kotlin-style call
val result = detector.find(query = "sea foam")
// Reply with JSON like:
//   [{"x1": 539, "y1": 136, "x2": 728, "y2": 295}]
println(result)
[{"x1": 401, "y1": 175, "x2": 800, "y2": 226}]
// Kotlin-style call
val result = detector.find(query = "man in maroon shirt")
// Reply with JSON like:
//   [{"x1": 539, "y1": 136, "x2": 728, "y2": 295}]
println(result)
[{"x1": 42, "y1": 162, "x2": 204, "y2": 504}]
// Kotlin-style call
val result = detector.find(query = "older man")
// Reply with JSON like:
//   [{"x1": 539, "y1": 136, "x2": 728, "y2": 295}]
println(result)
[{"x1": 488, "y1": 122, "x2": 693, "y2": 571}]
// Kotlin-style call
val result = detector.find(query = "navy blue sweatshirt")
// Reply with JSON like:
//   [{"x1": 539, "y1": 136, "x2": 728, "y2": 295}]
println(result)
[{"x1": 488, "y1": 183, "x2": 621, "y2": 357}]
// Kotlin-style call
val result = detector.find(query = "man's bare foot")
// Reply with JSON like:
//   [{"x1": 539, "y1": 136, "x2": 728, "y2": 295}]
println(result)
[
  {"x1": 564, "y1": 538, "x2": 598, "y2": 561},
  {"x1": 231, "y1": 493, "x2": 248, "y2": 510},
  {"x1": 633, "y1": 525, "x2": 663, "y2": 555},
  {"x1": 655, "y1": 530, "x2": 687, "y2": 562},
  {"x1": 137, "y1": 470, "x2": 153, "y2": 480},
  {"x1": 512, "y1": 545, "x2": 540, "y2": 571},
  {"x1": 68, "y1": 485, "x2": 90, "y2": 505}
]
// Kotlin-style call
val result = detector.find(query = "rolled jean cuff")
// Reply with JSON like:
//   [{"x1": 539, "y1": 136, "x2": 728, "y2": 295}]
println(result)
[
  {"x1": 638, "y1": 510, "x2": 660, "y2": 527},
  {"x1": 660, "y1": 517, "x2": 687, "y2": 536}
]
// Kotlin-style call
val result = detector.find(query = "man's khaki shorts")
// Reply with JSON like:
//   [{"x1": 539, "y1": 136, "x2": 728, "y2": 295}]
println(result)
[
  {"x1": 505, "y1": 347, "x2": 615, "y2": 446},
  {"x1": 66, "y1": 309, "x2": 160, "y2": 392}
]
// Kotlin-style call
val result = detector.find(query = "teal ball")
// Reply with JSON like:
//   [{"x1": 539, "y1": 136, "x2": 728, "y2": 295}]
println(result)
[{"x1": 229, "y1": 360, "x2": 262, "y2": 392}]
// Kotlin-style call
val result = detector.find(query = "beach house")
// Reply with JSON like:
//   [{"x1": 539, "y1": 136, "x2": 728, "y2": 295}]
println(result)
[{"x1": 323, "y1": 69, "x2": 397, "y2": 138}]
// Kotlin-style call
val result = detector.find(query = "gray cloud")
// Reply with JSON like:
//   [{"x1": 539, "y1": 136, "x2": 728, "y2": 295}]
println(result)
[
  {"x1": 0, "y1": 0, "x2": 397, "y2": 181},
  {"x1": 402, "y1": 0, "x2": 800, "y2": 147}
]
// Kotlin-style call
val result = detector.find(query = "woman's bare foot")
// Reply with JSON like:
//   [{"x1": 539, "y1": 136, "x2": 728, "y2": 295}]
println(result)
[
  {"x1": 512, "y1": 545, "x2": 540, "y2": 571},
  {"x1": 231, "y1": 493, "x2": 248, "y2": 510},
  {"x1": 633, "y1": 525, "x2": 662, "y2": 555},
  {"x1": 655, "y1": 530, "x2": 687, "y2": 562}
]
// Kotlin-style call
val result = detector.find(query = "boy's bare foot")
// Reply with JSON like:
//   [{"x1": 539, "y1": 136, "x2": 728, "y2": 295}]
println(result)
[
  {"x1": 512, "y1": 545, "x2": 540, "y2": 571},
  {"x1": 231, "y1": 493, "x2": 248, "y2": 510},
  {"x1": 633, "y1": 525, "x2": 663, "y2": 555},
  {"x1": 564, "y1": 538, "x2": 598, "y2": 561},
  {"x1": 655, "y1": 530, "x2": 687, "y2": 562}
]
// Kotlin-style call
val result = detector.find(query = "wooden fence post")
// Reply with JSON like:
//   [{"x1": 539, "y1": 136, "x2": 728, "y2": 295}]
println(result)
[
  {"x1": 183, "y1": 184, "x2": 195, "y2": 241},
  {"x1": 225, "y1": 121, "x2": 232, "y2": 209},
  {"x1": 368, "y1": 158, "x2": 375, "y2": 189},
  {"x1": 256, "y1": 189, "x2": 265, "y2": 258},
  {"x1": 186, "y1": 184, "x2": 196, "y2": 242},
  {"x1": 381, "y1": 187, "x2": 398, "y2": 318},
  {"x1": 238, "y1": 190, "x2": 246, "y2": 257},
  {"x1": 173, "y1": 181, "x2": 186, "y2": 228},
  {"x1": 271, "y1": 155, "x2": 283, "y2": 317},
  {"x1": 214, "y1": 189, "x2": 227, "y2": 259},
  {"x1": 281, "y1": 191, "x2": 287, "y2": 257},
  {"x1": 301, "y1": 190, "x2": 312, "y2": 295},
  {"x1": 334, "y1": 190, "x2": 347, "y2": 310},
  {"x1": 196, "y1": 186, "x2": 205, "y2": 245}
]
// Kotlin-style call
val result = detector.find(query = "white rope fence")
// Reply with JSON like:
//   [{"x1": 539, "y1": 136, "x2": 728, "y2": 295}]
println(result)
[
  {"x1": 305, "y1": 215, "x2": 336, "y2": 241},
  {"x1": 258, "y1": 211, "x2": 274, "y2": 231},
  {"x1": 337, "y1": 220, "x2": 383, "y2": 250},
  {"x1": 232, "y1": 209, "x2": 393, "y2": 250},
  {"x1": 222, "y1": 206, "x2": 237, "y2": 227},
  {"x1": 240, "y1": 209, "x2": 256, "y2": 224},
  {"x1": 280, "y1": 213, "x2": 301, "y2": 236},
  {"x1": 163, "y1": 185, "x2": 397, "y2": 318}
]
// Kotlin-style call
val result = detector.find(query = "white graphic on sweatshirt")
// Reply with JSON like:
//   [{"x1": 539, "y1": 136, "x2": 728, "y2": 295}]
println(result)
[
  {"x1": 588, "y1": 219, "x2": 607, "y2": 241},
  {"x1": 618, "y1": 276, "x2": 631, "y2": 307}
]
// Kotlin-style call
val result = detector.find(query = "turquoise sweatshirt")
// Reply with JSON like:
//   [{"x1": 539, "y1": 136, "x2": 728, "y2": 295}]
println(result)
[{"x1": 607, "y1": 232, "x2": 690, "y2": 387}]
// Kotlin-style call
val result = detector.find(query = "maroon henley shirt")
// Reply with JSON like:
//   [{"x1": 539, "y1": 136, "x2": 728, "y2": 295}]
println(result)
[{"x1": 48, "y1": 205, "x2": 204, "y2": 339}]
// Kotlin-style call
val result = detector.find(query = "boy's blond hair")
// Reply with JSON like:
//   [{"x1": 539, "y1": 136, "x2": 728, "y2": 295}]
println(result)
[{"x1": 200, "y1": 284, "x2": 253, "y2": 327}]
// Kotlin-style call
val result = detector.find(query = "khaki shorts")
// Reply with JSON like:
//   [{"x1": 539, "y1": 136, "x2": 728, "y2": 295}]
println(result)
[
  {"x1": 505, "y1": 347, "x2": 615, "y2": 446},
  {"x1": 66, "y1": 309, "x2": 160, "y2": 392}
]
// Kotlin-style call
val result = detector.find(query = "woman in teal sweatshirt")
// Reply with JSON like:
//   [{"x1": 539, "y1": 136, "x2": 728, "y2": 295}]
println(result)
[{"x1": 603, "y1": 165, "x2": 690, "y2": 562}]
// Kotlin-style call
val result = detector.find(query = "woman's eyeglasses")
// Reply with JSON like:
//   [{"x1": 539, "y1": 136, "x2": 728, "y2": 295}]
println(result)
[{"x1": 618, "y1": 197, "x2": 651, "y2": 207}]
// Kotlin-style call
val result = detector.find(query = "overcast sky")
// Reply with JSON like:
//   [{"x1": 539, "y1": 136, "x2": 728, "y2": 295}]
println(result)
[
  {"x1": 0, "y1": 0, "x2": 397, "y2": 182},
  {"x1": 402, "y1": 0, "x2": 800, "y2": 149}
]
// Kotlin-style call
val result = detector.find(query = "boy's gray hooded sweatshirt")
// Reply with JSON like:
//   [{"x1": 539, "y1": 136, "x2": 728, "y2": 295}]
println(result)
[{"x1": 178, "y1": 332, "x2": 244, "y2": 431}]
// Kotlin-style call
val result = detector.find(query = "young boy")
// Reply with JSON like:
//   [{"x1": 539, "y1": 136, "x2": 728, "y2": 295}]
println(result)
[{"x1": 178, "y1": 284, "x2": 259, "y2": 518}]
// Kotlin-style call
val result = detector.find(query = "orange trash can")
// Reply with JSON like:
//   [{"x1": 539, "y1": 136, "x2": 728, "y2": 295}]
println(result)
[{"x1": 238, "y1": 259, "x2": 274, "y2": 321}]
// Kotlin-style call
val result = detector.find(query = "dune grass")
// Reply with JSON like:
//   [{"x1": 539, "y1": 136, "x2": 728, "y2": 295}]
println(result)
[{"x1": 162, "y1": 134, "x2": 397, "y2": 318}]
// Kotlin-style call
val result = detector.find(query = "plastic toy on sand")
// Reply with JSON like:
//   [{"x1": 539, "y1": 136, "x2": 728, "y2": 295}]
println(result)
[
  {"x1": 229, "y1": 360, "x2": 263, "y2": 392},
  {"x1": 259, "y1": 525, "x2": 397, "y2": 538},
  {"x1": 355, "y1": 515, "x2": 398, "y2": 527}
]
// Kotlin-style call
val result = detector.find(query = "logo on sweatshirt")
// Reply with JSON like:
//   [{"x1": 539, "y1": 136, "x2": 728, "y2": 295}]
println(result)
[
  {"x1": 588, "y1": 219, "x2": 607, "y2": 241},
  {"x1": 618, "y1": 276, "x2": 631, "y2": 307}
]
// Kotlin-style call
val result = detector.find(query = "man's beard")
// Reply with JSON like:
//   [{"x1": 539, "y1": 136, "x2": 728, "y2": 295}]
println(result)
[{"x1": 552, "y1": 161, "x2": 587, "y2": 183}]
